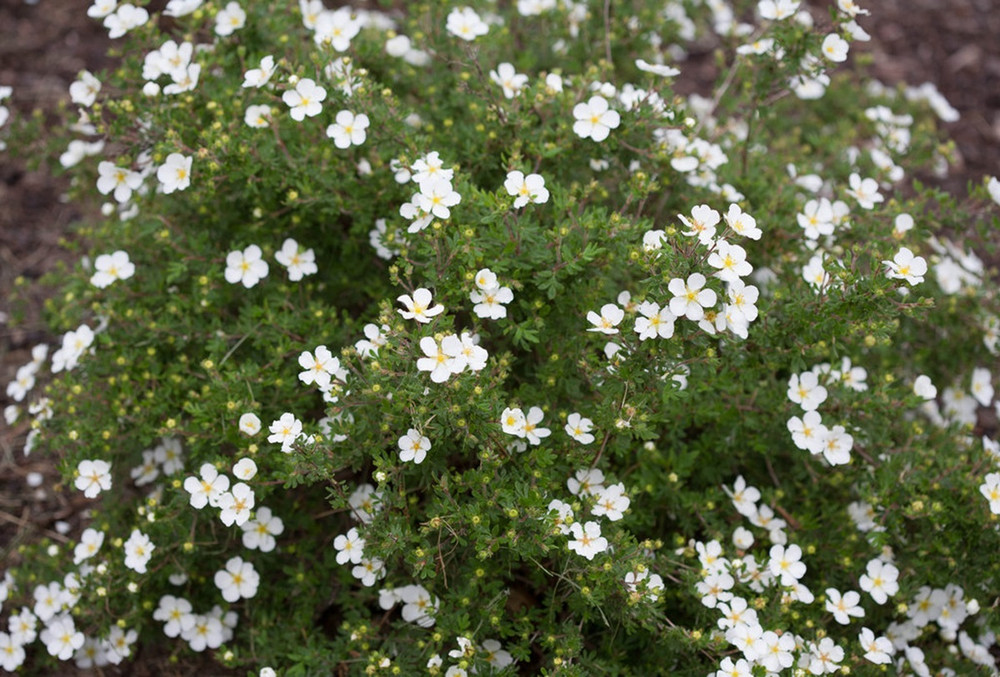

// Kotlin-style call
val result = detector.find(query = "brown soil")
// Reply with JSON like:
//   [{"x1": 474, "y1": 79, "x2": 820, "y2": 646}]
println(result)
[{"x1": 0, "y1": 0, "x2": 998, "y2": 673}]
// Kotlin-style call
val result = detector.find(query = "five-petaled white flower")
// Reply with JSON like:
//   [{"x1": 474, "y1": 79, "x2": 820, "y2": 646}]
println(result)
[
  {"x1": 327, "y1": 110, "x2": 370, "y2": 149},
  {"x1": 242, "y1": 55, "x2": 276, "y2": 88},
  {"x1": 858, "y1": 627, "x2": 893, "y2": 664},
  {"x1": 821, "y1": 33, "x2": 849, "y2": 63},
  {"x1": 504, "y1": 170, "x2": 549, "y2": 208},
  {"x1": 668, "y1": 273, "x2": 717, "y2": 321},
  {"x1": 634, "y1": 301, "x2": 676, "y2": 340},
  {"x1": 568, "y1": 521, "x2": 608, "y2": 560},
  {"x1": 214, "y1": 1, "x2": 246, "y2": 37},
  {"x1": 788, "y1": 371, "x2": 828, "y2": 411},
  {"x1": 858, "y1": 558, "x2": 899, "y2": 604},
  {"x1": 157, "y1": 153, "x2": 193, "y2": 193},
  {"x1": 883, "y1": 246, "x2": 927, "y2": 285},
  {"x1": 592, "y1": 482, "x2": 630, "y2": 521},
  {"x1": 214, "y1": 557, "x2": 259, "y2": 602},
  {"x1": 184, "y1": 463, "x2": 230, "y2": 509},
  {"x1": 90, "y1": 250, "x2": 135, "y2": 289},
  {"x1": 398, "y1": 428, "x2": 431, "y2": 464},
  {"x1": 846, "y1": 172, "x2": 884, "y2": 209},
  {"x1": 446, "y1": 7, "x2": 488, "y2": 41},
  {"x1": 225, "y1": 244, "x2": 269, "y2": 288},
  {"x1": 572, "y1": 95, "x2": 620, "y2": 142},
  {"x1": 274, "y1": 238, "x2": 318, "y2": 281},
  {"x1": 334, "y1": 527, "x2": 365, "y2": 564},
  {"x1": 282, "y1": 78, "x2": 326, "y2": 121},
  {"x1": 490, "y1": 62, "x2": 528, "y2": 99},
  {"x1": 75, "y1": 459, "x2": 112, "y2": 498},
  {"x1": 268, "y1": 413, "x2": 304, "y2": 452},
  {"x1": 564, "y1": 412, "x2": 595, "y2": 444},
  {"x1": 244, "y1": 104, "x2": 273, "y2": 128},
  {"x1": 416, "y1": 336, "x2": 457, "y2": 383},
  {"x1": 97, "y1": 161, "x2": 142, "y2": 203},
  {"x1": 587, "y1": 303, "x2": 624, "y2": 334},
  {"x1": 398, "y1": 288, "x2": 444, "y2": 323},
  {"x1": 123, "y1": 528, "x2": 155, "y2": 573},
  {"x1": 298, "y1": 345, "x2": 338, "y2": 387},
  {"x1": 826, "y1": 588, "x2": 865, "y2": 624},
  {"x1": 768, "y1": 543, "x2": 807, "y2": 584}
]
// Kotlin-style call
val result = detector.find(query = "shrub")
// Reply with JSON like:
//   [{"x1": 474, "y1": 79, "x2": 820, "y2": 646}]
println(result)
[{"x1": 3, "y1": 0, "x2": 1000, "y2": 675}]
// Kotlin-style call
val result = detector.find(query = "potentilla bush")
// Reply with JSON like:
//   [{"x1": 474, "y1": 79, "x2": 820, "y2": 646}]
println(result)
[{"x1": 3, "y1": 0, "x2": 1000, "y2": 675}]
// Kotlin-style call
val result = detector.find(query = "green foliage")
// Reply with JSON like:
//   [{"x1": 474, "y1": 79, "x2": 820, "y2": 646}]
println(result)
[{"x1": 3, "y1": 1, "x2": 1000, "y2": 676}]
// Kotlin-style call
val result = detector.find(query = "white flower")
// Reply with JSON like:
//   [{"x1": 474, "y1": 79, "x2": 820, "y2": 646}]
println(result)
[
  {"x1": 244, "y1": 104, "x2": 273, "y2": 128},
  {"x1": 397, "y1": 288, "x2": 444, "y2": 323},
  {"x1": 708, "y1": 240, "x2": 753, "y2": 283},
  {"x1": 500, "y1": 407, "x2": 526, "y2": 437},
  {"x1": 564, "y1": 413, "x2": 595, "y2": 444},
  {"x1": 987, "y1": 176, "x2": 1000, "y2": 206},
  {"x1": 668, "y1": 273, "x2": 717, "y2": 321},
  {"x1": 355, "y1": 323, "x2": 389, "y2": 358},
  {"x1": 268, "y1": 413, "x2": 304, "y2": 452},
  {"x1": 567, "y1": 468, "x2": 605, "y2": 496},
  {"x1": 104, "y1": 4, "x2": 149, "y2": 39},
  {"x1": 587, "y1": 303, "x2": 624, "y2": 334},
  {"x1": 326, "y1": 110, "x2": 370, "y2": 149},
  {"x1": 314, "y1": 7, "x2": 361, "y2": 51},
  {"x1": 298, "y1": 345, "x2": 338, "y2": 388},
  {"x1": 470, "y1": 284, "x2": 513, "y2": 320},
  {"x1": 41, "y1": 615, "x2": 84, "y2": 660},
  {"x1": 858, "y1": 627, "x2": 893, "y2": 664},
  {"x1": 591, "y1": 483, "x2": 630, "y2": 521},
  {"x1": 75, "y1": 459, "x2": 112, "y2": 498},
  {"x1": 504, "y1": 171, "x2": 549, "y2": 208},
  {"x1": 859, "y1": 559, "x2": 899, "y2": 604},
  {"x1": 155, "y1": 153, "x2": 193, "y2": 194},
  {"x1": 414, "y1": 178, "x2": 461, "y2": 220},
  {"x1": 567, "y1": 521, "x2": 608, "y2": 560},
  {"x1": 90, "y1": 250, "x2": 136, "y2": 289},
  {"x1": 721, "y1": 204, "x2": 761, "y2": 241},
  {"x1": 633, "y1": 301, "x2": 676, "y2": 340},
  {"x1": 679, "y1": 204, "x2": 720, "y2": 245},
  {"x1": 758, "y1": 0, "x2": 800, "y2": 20},
  {"x1": 225, "y1": 244, "x2": 269, "y2": 288},
  {"x1": 634, "y1": 59, "x2": 680, "y2": 76},
  {"x1": 416, "y1": 336, "x2": 457, "y2": 383},
  {"x1": 218, "y1": 482, "x2": 255, "y2": 527},
  {"x1": 96, "y1": 161, "x2": 142, "y2": 203},
  {"x1": 490, "y1": 62, "x2": 528, "y2": 99},
  {"x1": 183, "y1": 463, "x2": 230, "y2": 509},
  {"x1": 913, "y1": 375, "x2": 937, "y2": 400},
  {"x1": 821, "y1": 33, "x2": 849, "y2": 62},
  {"x1": 446, "y1": 7, "x2": 488, "y2": 41},
  {"x1": 572, "y1": 95, "x2": 620, "y2": 142},
  {"x1": 239, "y1": 412, "x2": 262, "y2": 436},
  {"x1": 123, "y1": 529, "x2": 155, "y2": 573},
  {"x1": 883, "y1": 246, "x2": 927, "y2": 285},
  {"x1": 274, "y1": 237, "x2": 317, "y2": 281},
  {"x1": 846, "y1": 172, "x2": 884, "y2": 209},
  {"x1": 214, "y1": 1, "x2": 246, "y2": 36},
  {"x1": 398, "y1": 429, "x2": 431, "y2": 464},
  {"x1": 820, "y1": 424, "x2": 853, "y2": 465},
  {"x1": 0, "y1": 632, "x2": 26, "y2": 671},
  {"x1": 522, "y1": 406, "x2": 551, "y2": 445},
  {"x1": 214, "y1": 557, "x2": 259, "y2": 602},
  {"x1": 352, "y1": 558, "x2": 385, "y2": 587},
  {"x1": 233, "y1": 457, "x2": 258, "y2": 481},
  {"x1": 768, "y1": 543, "x2": 806, "y2": 584},
  {"x1": 788, "y1": 371, "x2": 828, "y2": 411},
  {"x1": 826, "y1": 588, "x2": 865, "y2": 624},
  {"x1": 242, "y1": 55, "x2": 275, "y2": 88},
  {"x1": 334, "y1": 527, "x2": 365, "y2": 564},
  {"x1": 282, "y1": 78, "x2": 326, "y2": 121},
  {"x1": 69, "y1": 71, "x2": 102, "y2": 107},
  {"x1": 73, "y1": 528, "x2": 105, "y2": 564},
  {"x1": 971, "y1": 367, "x2": 994, "y2": 406}
]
